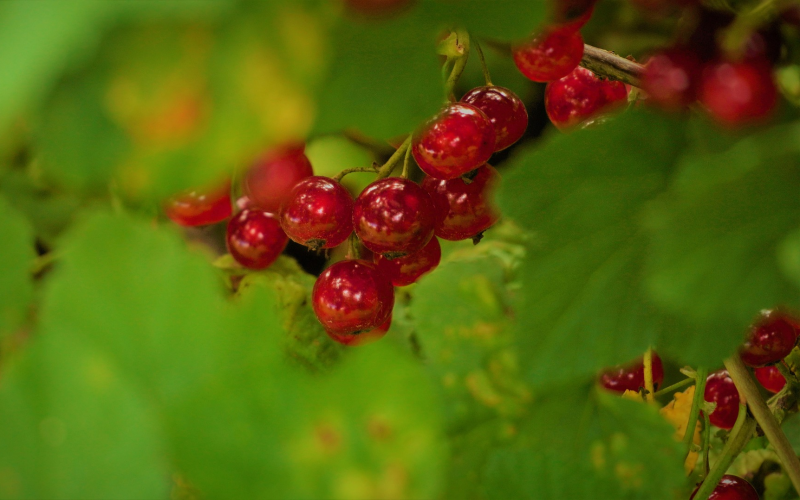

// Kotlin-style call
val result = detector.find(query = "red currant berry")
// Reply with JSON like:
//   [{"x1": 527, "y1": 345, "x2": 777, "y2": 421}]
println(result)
[
  {"x1": 353, "y1": 177, "x2": 436, "y2": 258},
  {"x1": 326, "y1": 314, "x2": 391, "y2": 346},
  {"x1": 754, "y1": 365, "x2": 786, "y2": 394},
  {"x1": 411, "y1": 103, "x2": 496, "y2": 180},
  {"x1": 545, "y1": 66, "x2": 628, "y2": 130},
  {"x1": 245, "y1": 142, "x2": 314, "y2": 213},
  {"x1": 374, "y1": 236, "x2": 441, "y2": 287},
  {"x1": 704, "y1": 370, "x2": 740, "y2": 430},
  {"x1": 226, "y1": 209, "x2": 288, "y2": 270},
  {"x1": 165, "y1": 180, "x2": 232, "y2": 227},
  {"x1": 553, "y1": 0, "x2": 596, "y2": 30},
  {"x1": 598, "y1": 353, "x2": 664, "y2": 393},
  {"x1": 740, "y1": 310, "x2": 798, "y2": 367},
  {"x1": 422, "y1": 164, "x2": 500, "y2": 241},
  {"x1": 512, "y1": 26, "x2": 584, "y2": 83},
  {"x1": 690, "y1": 475, "x2": 759, "y2": 500},
  {"x1": 642, "y1": 48, "x2": 701, "y2": 110},
  {"x1": 312, "y1": 259, "x2": 394, "y2": 335},
  {"x1": 699, "y1": 59, "x2": 777, "y2": 127},
  {"x1": 236, "y1": 195, "x2": 255, "y2": 211},
  {"x1": 280, "y1": 176, "x2": 354, "y2": 251},
  {"x1": 461, "y1": 86, "x2": 528, "y2": 151}
]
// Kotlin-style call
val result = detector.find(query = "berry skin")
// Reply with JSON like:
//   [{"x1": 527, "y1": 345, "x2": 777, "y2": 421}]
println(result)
[
  {"x1": 512, "y1": 26, "x2": 584, "y2": 83},
  {"x1": 690, "y1": 475, "x2": 759, "y2": 500},
  {"x1": 411, "y1": 103, "x2": 496, "y2": 180},
  {"x1": 353, "y1": 177, "x2": 436, "y2": 258},
  {"x1": 226, "y1": 209, "x2": 288, "y2": 270},
  {"x1": 375, "y1": 236, "x2": 441, "y2": 287},
  {"x1": 704, "y1": 370, "x2": 740, "y2": 430},
  {"x1": 545, "y1": 66, "x2": 628, "y2": 130},
  {"x1": 312, "y1": 259, "x2": 394, "y2": 336},
  {"x1": 642, "y1": 48, "x2": 701, "y2": 110},
  {"x1": 326, "y1": 315, "x2": 391, "y2": 346},
  {"x1": 740, "y1": 310, "x2": 798, "y2": 367},
  {"x1": 280, "y1": 176, "x2": 354, "y2": 251},
  {"x1": 421, "y1": 164, "x2": 500, "y2": 241},
  {"x1": 165, "y1": 180, "x2": 232, "y2": 227},
  {"x1": 245, "y1": 143, "x2": 314, "y2": 213},
  {"x1": 754, "y1": 365, "x2": 786, "y2": 393},
  {"x1": 699, "y1": 59, "x2": 777, "y2": 127},
  {"x1": 598, "y1": 353, "x2": 664, "y2": 393},
  {"x1": 461, "y1": 86, "x2": 528, "y2": 151}
]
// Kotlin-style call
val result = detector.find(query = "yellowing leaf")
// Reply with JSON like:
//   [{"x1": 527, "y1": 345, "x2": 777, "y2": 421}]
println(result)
[{"x1": 659, "y1": 386, "x2": 701, "y2": 473}]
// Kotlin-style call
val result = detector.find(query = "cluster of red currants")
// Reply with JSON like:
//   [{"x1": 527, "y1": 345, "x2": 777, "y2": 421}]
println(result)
[{"x1": 164, "y1": 83, "x2": 528, "y2": 346}]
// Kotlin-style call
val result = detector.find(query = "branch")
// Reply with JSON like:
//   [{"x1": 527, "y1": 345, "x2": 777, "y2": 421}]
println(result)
[{"x1": 580, "y1": 44, "x2": 644, "y2": 88}]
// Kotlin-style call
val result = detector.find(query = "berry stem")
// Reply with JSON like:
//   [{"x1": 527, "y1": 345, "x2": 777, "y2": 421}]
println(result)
[
  {"x1": 472, "y1": 37, "x2": 493, "y2": 86},
  {"x1": 375, "y1": 135, "x2": 412, "y2": 179},
  {"x1": 644, "y1": 348, "x2": 655, "y2": 404},
  {"x1": 401, "y1": 142, "x2": 412, "y2": 178},
  {"x1": 346, "y1": 232, "x2": 361, "y2": 260},
  {"x1": 682, "y1": 366, "x2": 709, "y2": 458},
  {"x1": 443, "y1": 28, "x2": 470, "y2": 101},
  {"x1": 580, "y1": 44, "x2": 643, "y2": 88},
  {"x1": 653, "y1": 377, "x2": 695, "y2": 397},
  {"x1": 725, "y1": 354, "x2": 800, "y2": 494},
  {"x1": 333, "y1": 166, "x2": 378, "y2": 183},
  {"x1": 701, "y1": 411, "x2": 712, "y2": 478}
]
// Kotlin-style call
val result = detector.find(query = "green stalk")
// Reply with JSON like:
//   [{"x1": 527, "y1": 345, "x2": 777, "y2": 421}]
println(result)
[
  {"x1": 472, "y1": 37, "x2": 492, "y2": 86},
  {"x1": 682, "y1": 367, "x2": 709, "y2": 458},
  {"x1": 443, "y1": 28, "x2": 470, "y2": 100},
  {"x1": 644, "y1": 348, "x2": 655, "y2": 404},
  {"x1": 653, "y1": 377, "x2": 695, "y2": 398},
  {"x1": 375, "y1": 136, "x2": 412, "y2": 180}
]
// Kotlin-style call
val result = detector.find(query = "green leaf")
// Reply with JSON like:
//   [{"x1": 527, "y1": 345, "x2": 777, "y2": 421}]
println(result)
[
  {"x1": 420, "y1": 0, "x2": 546, "y2": 40},
  {"x1": 0, "y1": 196, "x2": 35, "y2": 336}
]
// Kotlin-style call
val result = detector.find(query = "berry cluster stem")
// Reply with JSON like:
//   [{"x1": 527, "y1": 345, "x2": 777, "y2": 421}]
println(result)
[
  {"x1": 333, "y1": 166, "x2": 378, "y2": 183},
  {"x1": 644, "y1": 348, "x2": 655, "y2": 404},
  {"x1": 375, "y1": 136, "x2": 412, "y2": 179},
  {"x1": 653, "y1": 377, "x2": 695, "y2": 397},
  {"x1": 580, "y1": 44, "x2": 643, "y2": 88},
  {"x1": 443, "y1": 28, "x2": 470, "y2": 100},
  {"x1": 682, "y1": 366, "x2": 708, "y2": 458},
  {"x1": 473, "y1": 38, "x2": 493, "y2": 86}
]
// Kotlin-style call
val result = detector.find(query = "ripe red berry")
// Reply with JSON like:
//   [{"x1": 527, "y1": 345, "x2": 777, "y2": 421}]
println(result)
[
  {"x1": 226, "y1": 209, "x2": 288, "y2": 269},
  {"x1": 353, "y1": 177, "x2": 436, "y2": 258},
  {"x1": 512, "y1": 26, "x2": 584, "y2": 82},
  {"x1": 704, "y1": 370, "x2": 740, "y2": 430},
  {"x1": 245, "y1": 143, "x2": 314, "y2": 213},
  {"x1": 375, "y1": 236, "x2": 441, "y2": 286},
  {"x1": 165, "y1": 180, "x2": 232, "y2": 227},
  {"x1": 421, "y1": 164, "x2": 500, "y2": 241},
  {"x1": 699, "y1": 59, "x2": 777, "y2": 127},
  {"x1": 411, "y1": 103, "x2": 496, "y2": 180},
  {"x1": 740, "y1": 310, "x2": 798, "y2": 367},
  {"x1": 461, "y1": 86, "x2": 528, "y2": 151},
  {"x1": 754, "y1": 365, "x2": 786, "y2": 393},
  {"x1": 598, "y1": 353, "x2": 665, "y2": 393},
  {"x1": 690, "y1": 475, "x2": 759, "y2": 500},
  {"x1": 642, "y1": 48, "x2": 701, "y2": 110},
  {"x1": 326, "y1": 314, "x2": 391, "y2": 346},
  {"x1": 280, "y1": 176, "x2": 354, "y2": 251},
  {"x1": 312, "y1": 259, "x2": 394, "y2": 335},
  {"x1": 545, "y1": 66, "x2": 628, "y2": 130}
]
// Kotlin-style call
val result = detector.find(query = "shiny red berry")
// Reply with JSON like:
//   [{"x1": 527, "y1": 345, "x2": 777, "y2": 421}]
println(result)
[
  {"x1": 690, "y1": 475, "x2": 759, "y2": 500},
  {"x1": 312, "y1": 259, "x2": 394, "y2": 335},
  {"x1": 754, "y1": 365, "x2": 786, "y2": 393},
  {"x1": 740, "y1": 310, "x2": 798, "y2": 367},
  {"x1": 280, "y1": 176, "x2": 354, "y2": 251},
  {"x1": 245, "y1": 143, "x2": 314, "y2": 213},
  {"x1": 545, "y1": 66, "x2": 628, "y2": 130},
  {"x1": 353, "y1": 177, "x2": 436, "y2": 258},
  {"x1": 699, "y1": 59, "x2": 777, "y2": 127},
  {"x1": 512, "y1": 26, "x2": 584, "y2": 82},
  {"x1": 326, "y1": 314, "x2": 391, "y2": 346},
  {"x1": 375, "y1": 236, "x2": 441, "y2": 287},
  {"x1": 461, "y1": 86, "x2": 528, "y2": 151},
  {"x1": 704, "y1": 370, "x2": 740, "y2": 430},
  {"x1": 412, "y1": 103, "x2": 496, "y2": 180},
  {"x1": 598, "y1": 353, "x2": 664, "y2": 393},
  {"x1": 165, "y1": 180, "x2": 232, "y2": 227},
  {"x1": 421, "y1": 164, "x2": 500, "y2": 241},
  {"x1": 226, "y1": 209, "x2": 288, "y2": 269},
  {"x1": 642, "y1": 48, "x2": 701, "y2": 110}
]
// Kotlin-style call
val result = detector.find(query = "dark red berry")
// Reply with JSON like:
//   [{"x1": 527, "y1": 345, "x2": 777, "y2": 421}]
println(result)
[
  {"x1": 598, "y1": 353, "x2": 664, "y2": 393},
  {"x1": 226, "y1": 209, "x2": 288, "y2": 269},
  {"x1": 545, "y1": 66, "x2": 628, "y2": 130},
  {"x1": 353, "y1": 177, "x2": 436, "y2": 258},
  {"x1": 553, "y1": 0, "x2": 596, "y2": 30},
  {"x1": 312, "y1": 259, "x2": 394, "y2": 335},
  {"x1": 740, "y1": 310, "x2": 798, "y2": 367},
  {"x1": 687, "y1": 9, "x2": 735, "y2": 62},
  {"x1": 375, "y1": 236, "x2": 441, "y2": 287},
  {"x1": 690, "y1": 475, "x2": 759, "y2": 500},
  {"x1": 743, "y1": 26, "x2": 783, "y2": 65},
  {"x1": 704, "y1": 370, "x2": 740, "y2": 430},
  {"x1": 326, "y1": 314, "x2": 391, "y2": 346},
  {"x1": 642, "y1": 48, "x2": 701, "y2": 110},
  {"x1": 512, "y1": 26, "x2": 584, "y2": 82},
  {"x1": 754, "y1": 365, "x2": 786, "y2": 394},
  {"x1": 422, "y1": 164, "x2": 500, "y2": 241},
  {"x1": 245, "y1": 142, "x2": 314, "y2": 213},
  {"x1": 699, "y1": 59, "x2": 777, "y2": 126},
  {"x1": 165, "y1": 179, "x2": 232, "y2": 227},
  {"x1": 412, "y1": 103, "x2": 496, "y2": 180},
  {"x1": 461, "y1": 86, "x2": 528, "y2": 151},
  {"x1": 280, "y1": 176, "x2": 354, "y2": 251}
]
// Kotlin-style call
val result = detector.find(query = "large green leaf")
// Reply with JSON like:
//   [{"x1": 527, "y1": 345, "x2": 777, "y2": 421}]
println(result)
[{"x1": 0, "y1": 196, "x2": 35, "y2": 337}]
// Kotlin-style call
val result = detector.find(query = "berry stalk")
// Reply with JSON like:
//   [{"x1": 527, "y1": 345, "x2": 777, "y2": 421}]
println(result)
[
  {"x1": 580, "y1": 44, "x2": 643, "y2": 87},
  {"x1": 375, "y1": 135, "x2": 412, "y2": 179},
  {"x1": 653, "y1": 377, "x2": 695, "y2": 397},
  {"x1": 682, "y1": 367, "x2": 708, "y2": 458},
  {"x1": 644, "y1": 348, "x2": 655, "y2": 403}
]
